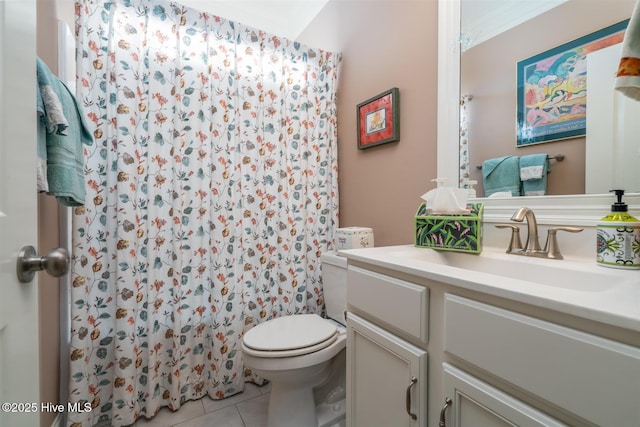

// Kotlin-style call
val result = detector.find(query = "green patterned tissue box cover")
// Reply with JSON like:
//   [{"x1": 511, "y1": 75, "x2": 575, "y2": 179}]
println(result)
[{"x1": 414, "y1": 202, "x2": 483, "y2": 253}]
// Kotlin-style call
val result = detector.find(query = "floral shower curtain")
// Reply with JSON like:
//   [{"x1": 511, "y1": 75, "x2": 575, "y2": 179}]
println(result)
[
  {"x1": 459, "y1": 94, "x2": 472, "y2": 188},
  {"x1": 68, "y1": 1, "x2": 340, "y2": 425}
]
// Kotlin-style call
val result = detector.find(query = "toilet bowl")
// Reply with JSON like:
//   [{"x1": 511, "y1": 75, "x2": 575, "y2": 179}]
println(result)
[
  {"x1": 242, "y1": 314, "x2": 346, "y2": 427},
  {"x1": 242, "y1": 252, "x2": 348, "y2": 427}
]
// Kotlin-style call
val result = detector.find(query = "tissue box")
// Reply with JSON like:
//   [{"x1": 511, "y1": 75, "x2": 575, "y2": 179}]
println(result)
[{"x1": 414, "y1": 202, "x2": 483, "y2": 253}]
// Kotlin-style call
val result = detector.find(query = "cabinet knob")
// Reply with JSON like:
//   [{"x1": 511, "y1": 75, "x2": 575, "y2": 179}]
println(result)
[
  {"x1": 439, "y1": 397, "x2": 452, "y2": 427},
  {"x1": 405, "y1": 376, "x2": 418, "y2": 420}
]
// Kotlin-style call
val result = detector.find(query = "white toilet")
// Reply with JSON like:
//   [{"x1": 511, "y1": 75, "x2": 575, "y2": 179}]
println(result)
[{"x1": 242, "y1": 252, "x2": 347, "y2": 427}]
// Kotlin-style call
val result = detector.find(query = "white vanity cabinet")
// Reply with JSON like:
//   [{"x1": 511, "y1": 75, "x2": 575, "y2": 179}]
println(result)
[
  {"x1": 345, "y1": 266, "x2": 429, "y2": 427},
  {"x1": 343, "y1": 247, "x2": 640, "y2": 427},
  {"x1": 443, "y1": 294, "x2": 640, "y2": 427}
]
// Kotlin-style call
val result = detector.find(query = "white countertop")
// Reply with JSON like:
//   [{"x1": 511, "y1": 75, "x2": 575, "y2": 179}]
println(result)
[{"x1": 340, "y1": 245, "x2": 640, "y2": 332}]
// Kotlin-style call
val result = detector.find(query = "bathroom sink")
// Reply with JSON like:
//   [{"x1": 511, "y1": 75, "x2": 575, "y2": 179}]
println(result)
[
  {"x1": 341, "y1": 244, "x2": 640, "y2": 333},
  {"x1": 372, "y1": 245, "x2": 628, "y2": 293}
]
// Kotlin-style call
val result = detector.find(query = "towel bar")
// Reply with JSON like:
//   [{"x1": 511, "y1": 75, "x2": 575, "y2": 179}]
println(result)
[{"x1": 476, "y1": 154, "x2": 564, "y2": 170}]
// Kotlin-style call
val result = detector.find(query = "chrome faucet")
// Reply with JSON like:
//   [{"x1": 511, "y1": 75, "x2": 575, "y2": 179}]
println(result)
[
  {"x1": 510, "y1": 207, "x2": 543, "y2": 254},
  {"x1": 496, "y1": 207, "x2": 583, "y2": 259}
]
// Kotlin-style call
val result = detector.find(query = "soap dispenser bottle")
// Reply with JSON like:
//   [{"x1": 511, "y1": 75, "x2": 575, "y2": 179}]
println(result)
[{"x1": 596, "y1": 189, "x2": 640, "y2": 269}]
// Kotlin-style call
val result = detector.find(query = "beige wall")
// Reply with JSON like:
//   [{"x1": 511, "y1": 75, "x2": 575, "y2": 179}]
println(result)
[
  {"x1": 37, "y1": 1, "x2": 62, "y2": 426},
  {"x1": 461, "y1": 0, "x2": 634, "y2": 197},
  {"x1": 37, "y1": 198, "x2": 61, "y2": 427},
  {"x1": 298, "y1": 0, "x2": 439, "y2": 247}
]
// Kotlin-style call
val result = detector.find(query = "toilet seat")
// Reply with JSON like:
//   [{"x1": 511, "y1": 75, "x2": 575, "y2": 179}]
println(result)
[{"x1": 243, "y1": 314, "x2": 338, "y2": 358}]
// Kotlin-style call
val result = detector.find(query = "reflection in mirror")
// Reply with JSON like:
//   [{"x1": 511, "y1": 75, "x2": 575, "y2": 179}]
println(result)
[{"x1": 460, "y1": 0, "x2": 636, "y2": 197}]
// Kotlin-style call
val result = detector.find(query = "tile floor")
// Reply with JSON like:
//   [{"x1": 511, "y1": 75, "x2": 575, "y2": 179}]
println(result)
[{"x1": 131, "y1": 382, "x2": 271, "y2": 427}]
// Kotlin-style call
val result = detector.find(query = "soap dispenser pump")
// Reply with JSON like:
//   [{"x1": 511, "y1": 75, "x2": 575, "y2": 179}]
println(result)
[{"x1": 596, "y1": 189, "x2": 640, "y2": 269}]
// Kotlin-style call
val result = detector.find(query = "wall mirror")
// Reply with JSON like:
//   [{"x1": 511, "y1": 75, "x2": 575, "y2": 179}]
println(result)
[{"x1": 438, "y1": 0, "x2": 640, "y2": 203}]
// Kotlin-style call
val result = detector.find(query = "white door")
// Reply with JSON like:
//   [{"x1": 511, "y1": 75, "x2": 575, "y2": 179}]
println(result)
[{"x1": 0, "y1": 1, "x2": 40, "y2": 426}]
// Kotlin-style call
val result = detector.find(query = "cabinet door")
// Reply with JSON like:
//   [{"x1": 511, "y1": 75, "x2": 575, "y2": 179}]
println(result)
[
  {"x1": 444, "y1": 294, "x2": 640, "y2": 426},
  {"x1": 442, "y1": 364, "x2": 567, "y2": 427},
  {"x1": 346, "y1": 313, "x2": 427, "y2": 427}
]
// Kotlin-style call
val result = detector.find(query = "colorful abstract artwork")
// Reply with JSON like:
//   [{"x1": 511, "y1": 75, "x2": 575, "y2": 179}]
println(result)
[{"x1": 516, "y1": 20, "x2": 628, "y2": 146}]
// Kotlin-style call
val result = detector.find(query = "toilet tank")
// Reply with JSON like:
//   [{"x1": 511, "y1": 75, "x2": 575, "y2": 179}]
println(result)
[{"x1": 320, "y1": 251, "x2": 347, "y2": 324}]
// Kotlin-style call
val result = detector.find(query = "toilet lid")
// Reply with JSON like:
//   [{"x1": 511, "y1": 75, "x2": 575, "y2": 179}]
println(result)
[{"x1": 243, "y1": 314, "x2": 338, "y2": 352}]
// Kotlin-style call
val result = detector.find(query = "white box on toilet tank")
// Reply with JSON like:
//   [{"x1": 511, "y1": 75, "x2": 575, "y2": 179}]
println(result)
[{"x1": 336, "y1": 227, "x2": 374, "y2": 249}]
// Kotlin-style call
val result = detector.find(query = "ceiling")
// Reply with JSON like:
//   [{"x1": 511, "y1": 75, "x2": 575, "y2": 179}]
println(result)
[
  {"x1": 461, "y1": 0, "x2": 568, "y2": 50},
  {"x1": 176, "y1": 0, "x2": 329, "y2": 40}
]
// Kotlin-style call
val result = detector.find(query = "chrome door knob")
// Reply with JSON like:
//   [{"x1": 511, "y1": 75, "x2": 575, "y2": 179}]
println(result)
[{"x1": 16, "y1": 245, "x2": 70, "y2": 283}]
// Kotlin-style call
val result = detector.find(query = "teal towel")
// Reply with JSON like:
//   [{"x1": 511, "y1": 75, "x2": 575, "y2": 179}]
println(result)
[
  {"x1": 520, "y1": 154, "x2": 550, "y2": 196},
  {"x1": 36, "y1": 86, "x2": 48, "y2": 192},
  {"x1": 37, "y1": 57, "x2": 93, "y2": 206},
  {"x1": 36, "y1": 87, "x2": 47, "y2": 158},
  {"x1": 482, "y1": 156, "x2": 521, "y2": 197}
]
